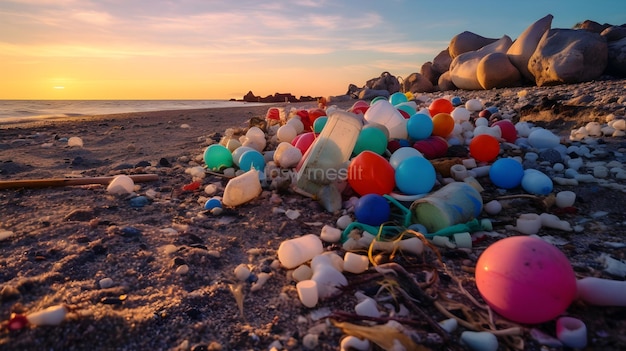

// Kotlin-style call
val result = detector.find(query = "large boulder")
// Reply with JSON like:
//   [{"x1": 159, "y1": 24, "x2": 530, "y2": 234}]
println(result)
[
  {"x1": 449, "y1": 31, "x2": 499, "y2": 58},
  {"x1": 574, "y1": 20, "x2": 612, "y2": 34},
  {"x1": 477, "y1": 52, "x2": 521, "y2": 89},
  {"x1": 528, "y1": 29, "x2": 608, "y2": 86},
  {"x1": 432, "y1": 49, "x2": 453, "y2": 77},
  {"x1": 449, "y1": 35, "x2": 514, "y2": 90},
  {"x1": 607, "y1": 37, "x2": 626, "y2": 76},
  {"x1": 403, "y1": 72, "x2": 435, "y2": 93},
  {"x1": 507, "y1": 14, "x2": 553, "y2": 82},
  {"x1": 601, "y1": 26, "x2": 626, "y2": 41}
]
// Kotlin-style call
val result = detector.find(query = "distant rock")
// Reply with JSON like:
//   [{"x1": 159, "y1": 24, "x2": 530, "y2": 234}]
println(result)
[
  {"x1": 607, "y1": 37, "x2": 626, "y2": 76},
  {"x1": 507, "y1": 14, "x2": 553, "y2": 82},
  {"x1": 449, "y1": 31, "x2": 499, "y2": 58},
  {"x1": 402, "y1": 72, "x2": 434, "y2": 93},
  {"x1": 529, "y1": 29, "x2": 608, "y2": 86},
  {"x1": 365, "y1": 72, "x2": 400, "y2": 94},
  {"x1": 437, "y1": 71, "x2": 456, "y2": 91},
  {"x1": 242, "y1": 91, "x2": 317, "y2": 103}
]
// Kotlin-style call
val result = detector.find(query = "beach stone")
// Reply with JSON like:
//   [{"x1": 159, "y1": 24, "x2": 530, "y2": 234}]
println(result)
[
  {"x1": 419, "y1": 62, "x2": 437, "y2": 86},
  {"x1": 437, "y1": 71, "x2": 457, "y2": 91},
  {"x1": 449, "y1": 31, "x2": 499, "y2": 58},
  {"x1": 358, "y1": 87, "x2": 389, "y2": 100},
  {"x1": 432, "y1": 48, "x2": 453, "y2": 76},
  {"x1": 601, "y1": 26, "x2": 626, "y2": 41},
  {"x1": 477, "y1": 52, "x2": 521, "y2": 89},
  {"x1": 607, "y1": 37, "x2": 626, "y2": 76},
  {"x1": 507, "y1": 14, "x2": 553, "y2": 82},
  {"x1": 365, "y1": 71, "x2": 400, "y2": 94},
  {"x1": 529, "y1": 29, "x2": 608, "y2": 86},
  {"x1": 403, "y1": 72, "x2": 434, "y2": 93},
  {"x1": 450, "y1": 36, "x2": 513, "y2": 90}
]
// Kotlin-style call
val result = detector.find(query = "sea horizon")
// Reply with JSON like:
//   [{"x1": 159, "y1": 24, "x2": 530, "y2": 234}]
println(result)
[{"x1": 0, "y1": 99, "x2": 271, "y2": 122}]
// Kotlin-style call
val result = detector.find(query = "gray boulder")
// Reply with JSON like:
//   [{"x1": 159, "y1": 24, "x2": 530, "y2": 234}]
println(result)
[
  {"x1": 437, "y1": 71, "x2": 457, "y2": 91},
  {"x1": 607, "y1": 37, "x2": 626, "y2": 76},
  {"x1": 507, "y1": 14, "x2": 553, "y2": 82},
  {"x1": 449, "y1": 31, "x2": 499, "y2": 58},
  {"x1": 366, "y1": 72, "x2": 400, "y2": 94},
  {"x1": 601, "y1": 26, "x2": 626, "y2": 41},
  {"x1": 432, "y1": 49, "x2": 453, "y2": 77},
  {"x1": 529, "y1": 29, "x2": 608, "y2": 86}
]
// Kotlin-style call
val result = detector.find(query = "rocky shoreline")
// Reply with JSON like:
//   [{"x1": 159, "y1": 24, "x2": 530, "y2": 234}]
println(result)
[{"x1": 0, "y1": 79, "x2": 625, "y2": 350}]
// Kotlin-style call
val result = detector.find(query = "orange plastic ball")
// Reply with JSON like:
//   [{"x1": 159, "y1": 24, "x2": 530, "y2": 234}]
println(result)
[
  {"x1": 431, "y1": 113, "x2": 455, "y2": 137},
  {"x1": 428, "y1": 98, "x2": 454, "y2": 117},
  {"x1": 469, "y1": 134, "x2": 500, "y2": 162}
]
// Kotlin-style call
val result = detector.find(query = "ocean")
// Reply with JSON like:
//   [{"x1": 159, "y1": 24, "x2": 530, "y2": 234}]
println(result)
[{"x1": 0, "y1": 100, "x2": 269, "y2": 122}]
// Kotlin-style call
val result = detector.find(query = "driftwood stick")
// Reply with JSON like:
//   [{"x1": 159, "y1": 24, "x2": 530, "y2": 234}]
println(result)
[{"x1": 0, "y1": 174, "x2": 159, "y2": 190}]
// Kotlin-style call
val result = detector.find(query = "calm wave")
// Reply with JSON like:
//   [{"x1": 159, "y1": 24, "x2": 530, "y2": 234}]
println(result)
[{"x1": 0, "y1": 100, "x2": 269, "y2": 122}]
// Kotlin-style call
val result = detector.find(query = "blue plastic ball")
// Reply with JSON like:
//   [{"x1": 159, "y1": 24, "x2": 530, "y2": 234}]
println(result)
[
  {"x1": 407, "y1": 113, "x2": 434, "y2": 141},
  {"x1": 204, "y1": 144, "x2": 233, "y2": 171},
  {"x1": 451, "y1": 96, "x2": 462, "y2": 106},
  {"x1": 489, "y1": 158, "x2": 524, "y2": 189},
  {"x1": 313, "y1": 116, "x2": 328, "y2": 134},
  {"x1": 238, "y1": 149, "x2": 266, "y2": 172},
  {"x1": 204, "y1": 197, "x2": 222, "y2": 210},
  {"x1": 395, "y1": 156, "x2": 436, "y2": 195},
  {"x1": 354, "y1": 194, "x2": 391, "y2": 226},
  {"x1": 389, "y1": 92, "x2": 409, "y2": 106},
  {"x1": 521, "y1": 169, "x2": 553, "y2": 195}
]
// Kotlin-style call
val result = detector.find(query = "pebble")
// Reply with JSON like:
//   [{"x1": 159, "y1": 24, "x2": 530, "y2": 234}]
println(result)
[{"x1": 99, "y1": 277, "x2": 114, "y2": 289}]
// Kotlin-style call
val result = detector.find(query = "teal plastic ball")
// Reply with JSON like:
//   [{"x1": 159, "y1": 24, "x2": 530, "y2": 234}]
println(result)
[
  {"x1": 354, "y1": 194, "x2": 391, "y2": 226},
  {"x1": 489, "y1": 158, "x2": 524, "y2": 189},
  {"x1": 313, "y1": 116, "x2": 328, "y2": 134},
  {"x1": 389, "y1": 92, "x2": 409, "y2": 106},
  {"x1": 353, "y1": 126, "x2": 387, "y2": 155},
  {"x1": 407, "y1": 113, "x2": 434, "y2": 140},
  {"x1": 204, "y1": 144, "x2": 233, "y2": 171},
  {"x1": 395, "y1": 156, "x2": 436, "y2": 195},
  {"x1": 238, "y1": 149, "x2": 266, "y2": 172}
]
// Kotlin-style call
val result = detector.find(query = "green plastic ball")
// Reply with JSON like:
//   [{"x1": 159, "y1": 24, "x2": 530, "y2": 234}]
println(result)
[{"x1": 204, "y1": 144, "x2": 233, "y2": 171}]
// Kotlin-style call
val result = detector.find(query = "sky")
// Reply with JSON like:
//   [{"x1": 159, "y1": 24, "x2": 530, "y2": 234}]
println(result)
[{"x1": 1, "y1": 0, "x2": 625, "y2": 100}]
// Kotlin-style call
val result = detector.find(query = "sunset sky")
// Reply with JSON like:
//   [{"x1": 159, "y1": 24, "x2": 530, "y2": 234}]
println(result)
[{"x1": 1, "y1": 0, "x2": 624, "y2": 100}]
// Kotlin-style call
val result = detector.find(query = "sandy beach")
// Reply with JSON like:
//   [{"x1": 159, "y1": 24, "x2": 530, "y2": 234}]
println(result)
[{"x1": 1, "y1": 82, "x2": 625, "y2": 351}]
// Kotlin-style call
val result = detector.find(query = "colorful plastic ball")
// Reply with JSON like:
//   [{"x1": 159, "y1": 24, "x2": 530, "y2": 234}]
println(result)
[
  {"x1": 231, "y1": 146, "x2": 255, "y2": 166},
  {"x1": 353, "y1": 126, "x2": 387, "y2": 155},
  {"x1": 469, "y1": 134, "x2": 500, "y2": 162},
  {"x1": 451, "y1": 96, "x2": 462, "y2": 106},
  {"x1": 292, "y1": 132, "x2": 317, "y2": 155},
  {"x1": 266, "y1": 107, "x2": 280, "y2": 121},
  {"x1": 475, "y1": 236, "x2": 577, "y2": 324},
  {"x1": 204, "y1": 197, "x2": 222, "y2": 210},
  {"x1": 238, "y1": 149, "x2": 266, "y2": 172},
  {"x1": 389, "y1": 92, "x2": 409, "y2": 106},
  {"x1": 413, "y1": 136, "x2": 448, "y2": 159},
  {"x1": 428, "y1": 98, "x2": 454, "y2": 117},
  {"x1": 354, "y1": 194, "x2": 391, "y2": 226},
  {"x1": 431, "y1": 113, "x2": 455, "y2": 138},
  {"x1": 308, "y1": 108, "x2": 326, "y2": 125},
  {"x1": 489, "y1": 158, "x2": 524, "y2": 189},
  {"x1": 389, "y1": 147, "x2": 423, "y2": 169},
  {"x1": 395, "y1": 156, "x2": 436, "y2": 195},
  {"x1": 370, "y1": 96, "x2": 387, "y2": 105},
  {"x1": 387, "y1": 139, "x2": 402, "y2": 153},
  {"x1": 407, "y1": 113, "x2": 434, "y2": 140},
  {"x1": 492, "y1": 120, "x2": 517, "y2": 143},
  {"x1": 396, "y1": 104, "x2": 416, "y2": 117},
  {"x1": 350, "y1": 100, "x2": 370, "y2": 114},
  {"x1": 204, "y1": 144, "x2": 233, "y2": 171},
  {"x1": 313, "y1": 116, "x2": 328, "y2": 133},
  {"x1": 348, "y1": 151, "x2": 395, "y2": 196},
  {"x1": 521, "y1": 169, "x2": 553, "y2": 195}
]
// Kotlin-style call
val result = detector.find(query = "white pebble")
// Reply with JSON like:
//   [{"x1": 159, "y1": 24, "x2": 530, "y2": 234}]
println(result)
[
  {"x1": 336, "y1": 215, "x2": 353, "y2": 229},
  {"x1": 483, "y1": 200, "x2": 502, "y2": 215},
  {"x1": 175, "y1": 264, "x2": 189, "y2": 275},
  {"x1": 99, "y1": 277, "x2": 114, "y2": 289},
  {"x1": 320, "y1": 225, "x2": 342, "y2": 243},
  {"x1": 234, "y1": 264, "x2": 251, "y2": 281},
  {"x1": 251, "y1": 272, "x2": 270, "y2": 292},
  {"x1": 292, "y1": 264, "x2": 313, "y2": 282},
  {"x1": 67, "y1": 136, "x2": 83, "y2": 147}
]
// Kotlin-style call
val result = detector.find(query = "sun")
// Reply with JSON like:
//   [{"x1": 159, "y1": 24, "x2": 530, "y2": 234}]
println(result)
[{"x1": 53, "y1": 86, "x2": 65, "y2": 90}]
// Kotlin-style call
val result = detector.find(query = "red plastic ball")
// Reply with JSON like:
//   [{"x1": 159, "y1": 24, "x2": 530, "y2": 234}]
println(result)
[
  {"x1": 292, "y1": 132, "x2": 317, "y2": 155},
  {"x1": 307, "y1": 108, "x2": 326, "y2": 130},
  {"x1": 266, "y1": 108, "x2": 280, "y2": 120},
  {"x1": 348, "y1": 151, "x2": 395, "y2": 196},
  {"x1": 412, "y1": 136, "x2": 448, "y2": 159},
  {"x1": 350, "y1": 100, "x2": 370, "y2": 115},
  {"x1": 429, "y1": 98, "x2": 454, "y2": 117},
  {"x1": 475, "y1": 236, "x2": 577, "y2": 324},
  {"x1": 469, "y1": 134, "x2": 500, "y2": 162},
  {"x1": 492, "y1": 120, "x2": 517, "y2": 143}
]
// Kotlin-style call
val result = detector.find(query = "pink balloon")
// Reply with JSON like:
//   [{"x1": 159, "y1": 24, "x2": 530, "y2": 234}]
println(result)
[{"x1": 292, "y1": 132, "x2": 317, "y2": 154}]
